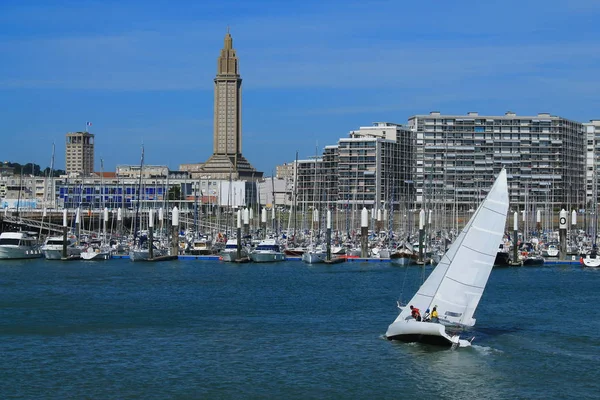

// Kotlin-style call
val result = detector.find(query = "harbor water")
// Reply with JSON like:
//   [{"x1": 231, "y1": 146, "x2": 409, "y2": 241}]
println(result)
[{"x1": 1, "y1": 259, "x2": 599, "y2": 399}]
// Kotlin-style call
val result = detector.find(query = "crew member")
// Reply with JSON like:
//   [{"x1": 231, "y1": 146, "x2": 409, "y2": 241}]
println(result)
[
  {"x1": 431, "y1": 306, "x2": 439, "y2": 323},
  {"x1": 409, "y1": 305, "x2": 421, "y2": 321}
]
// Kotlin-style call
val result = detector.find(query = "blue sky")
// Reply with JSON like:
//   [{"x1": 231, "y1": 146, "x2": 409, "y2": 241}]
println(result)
[{"x1": 1, "y1": 0, "x2": 599, "y2": 174}]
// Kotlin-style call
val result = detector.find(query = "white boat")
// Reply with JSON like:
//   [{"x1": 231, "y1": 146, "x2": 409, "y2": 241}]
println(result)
[
  {"x1": 220, "y1": 238, "x2": 249, "y2": 262},
  {"x1": 390, "y1": 242, "x2": 418, "y2": 266},
  {"x1": 581, "y1": 245, "x2": 600, "y2": 268},
  {"x1": 129, "y1": 245, "x2": 168, "y2": 262},
  {"x1": 80, "y1": 242, "x2": 112, "y2": 261},
  {"x1": 249, "y1": 238, "x2": 285, "y2": 263},
  {"x1": 543, "y1": 243, "x2": 559, "y2": 257},
  {"x1": 371, "y1": 246, "x2": 391, "y2": 259},
  {"x1": 0, "y1": 231, "x2": 43, "y2": 259},
  {"x1": 301, "y1": 246, "x2": 327, "y2": 264},
  {"x1": 386, "y1": 168, "x2": 509, "y2": 348},
  {"x1": 41, "y1": 235, "x2": 82, "y2": 260},
  {"x1": 189, "y1": 234, "x2": 214, "y2": 255}
]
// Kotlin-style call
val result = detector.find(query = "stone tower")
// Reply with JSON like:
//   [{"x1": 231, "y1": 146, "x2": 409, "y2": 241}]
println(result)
[{"x1": 197, "y1": 29, "x2": 262, "y2": 180}]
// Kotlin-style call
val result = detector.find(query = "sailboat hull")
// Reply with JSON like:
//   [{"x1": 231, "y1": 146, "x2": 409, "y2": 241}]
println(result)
[
  {"x1": 386, "y1": 319, "x2": 458, "y2": 347},
  {"x1": 302, "y1": 251, "x2": 327, "y2": 264},
  {"x1": 581, "y1": 256, "x2": 600, "y2": 268}
]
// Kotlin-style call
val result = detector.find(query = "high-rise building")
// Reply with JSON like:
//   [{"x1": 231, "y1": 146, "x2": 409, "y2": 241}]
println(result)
[
  {"x1": 584, "y1": 120, "x2": 600, "y2": 205},
  {"x1": 408, "y1": 111, "x2": 586, "y2": 209},
  {"x1": 65, "y1": 131, "x2": 94, "y2": 176},
  {"x1": 290, "y1": 122, "x2": 413, "y2": 211},
  {"x1": 181, "y1": 30, "x2": 262, "y2": 180}
]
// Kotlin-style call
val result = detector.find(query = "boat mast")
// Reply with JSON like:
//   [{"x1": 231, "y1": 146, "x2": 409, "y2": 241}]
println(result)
[
  {"x1": 292, "y1": 151, "x2": 298, "y2": 246},
  {"x1": 133, "y1": 144, "x2": 144, "y2": 246},
  {"x1": 16, "y1": 166, "x2": 23, "y2": 218}
]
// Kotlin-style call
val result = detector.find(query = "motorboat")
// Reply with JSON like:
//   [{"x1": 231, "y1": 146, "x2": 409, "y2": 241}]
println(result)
[
  {"x1": 41, "y1": 235, "x2": 81, "y2": 260},
  {"x1": 0, "y1": 231, "x2": 43, "y2": 259},
  {"x1": 189, "y1": 234, "x2": 214, "y2": 255},
  {"x1": 220, "y1": 238, "x2": 249, "y2": 262},
  {"x1": 249, "y1": 238, "x2": 285, "y2": 263}
]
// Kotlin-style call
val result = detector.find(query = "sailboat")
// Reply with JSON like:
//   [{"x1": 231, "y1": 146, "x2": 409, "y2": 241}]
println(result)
[
  {"x1": 385, "y1": 168, "x2": 509, "y2": 348},
  {"x1": 582, "y1": 161, "x2": 600, "y2": 268}
]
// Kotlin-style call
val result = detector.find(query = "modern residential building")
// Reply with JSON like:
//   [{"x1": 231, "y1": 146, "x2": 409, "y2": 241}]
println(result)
[
  {"x1": 65, "y1": 131, "x2": 94, "y2": 176},
  {"x1": 408, "y1": 111, "x2": 586, "y2": 210},
  {"x1": 275, "y1": 163, "x2": 295, "y2": 180},
  {"x1": 256, "y1": 177, "x2": 292, "y2": 208},
  {"x1": 585, "y1": 120, "x2": 600, "y2": 205},
  {"x1": 116, "y1": 165, "x2": 170, "y2": 179},
  {"x1": 180, "y1": 30, "x2": 262, "y2": 180},
  {"x1": 288, "y1": 122, "x2": 414, "y2": 214},
  {"x1": 0, "y1": 174, "x2": 51, "y2": 209}
]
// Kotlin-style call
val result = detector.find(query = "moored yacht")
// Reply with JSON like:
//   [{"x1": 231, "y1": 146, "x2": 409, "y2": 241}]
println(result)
[
  {"x1": 250, "y1": 238, "x2": 285, "y2": 263},
  {"x1": 80, "y1": 240, "x2": 112, "y2": 261},
  {"x1": 390, "y1": 242, "x2": 418, "y2": 266},
  {"x1": 301, "y1": 244, "x2": 327, "y2": 264},
  {"x1": 0, "y1": 231, "x2": 43, "y2": 259},
  {"x1": 220, "y1": 238, "x2": 249, "y2": 262},
  {"x1": 129, "y1": 243, "x2": 168, "y2": 262},
  {"x1": 41, "y1": 235, "x2": 81, "y2": 260},
  {"x1": 189, "y1": 234, "x2": 214, "y2": 255}
]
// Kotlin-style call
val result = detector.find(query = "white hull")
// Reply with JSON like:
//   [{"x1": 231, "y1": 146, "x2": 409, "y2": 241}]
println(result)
[
  {"x1": 390, "y1": 255, "x2": 417, "y2": 266},
  {"x1": 386, "y1": 319, "x2": 471, "y2": 348},
  {"x1": 0, "y1": 246, "x2": 43, "y2": 259},
  {"x1": 544, "y1": 249, "x2": 559, "y2": 257},
  {"x1": 129, "y1": 248, "x2": 167, "y2": 262},
  {"x1": 581, "y1": 256, "x2": 600, "y2": 268},
  {"x1": 220, "y1": 248, "x2": 249, "y2": 262},
  {"x1": 81, "y1": 249, "x2": 112, "y2": 261},
  {"x1": 249, "y1": 251, "x2": 285, "y2": 263},
  {"x1": 42, "y1": 247, "x2": 82, "y2": 260},
  {"x1": 302, "y1": 251, "x2": 327, "y2": 264}
]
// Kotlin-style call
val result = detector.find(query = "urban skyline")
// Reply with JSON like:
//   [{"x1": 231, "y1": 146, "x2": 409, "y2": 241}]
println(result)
[{"x1": 1, "y1": 0, "x2": 600, "y2": 173}]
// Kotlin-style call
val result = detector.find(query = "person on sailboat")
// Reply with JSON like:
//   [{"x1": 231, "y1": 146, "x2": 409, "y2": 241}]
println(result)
[
  {"x1": 431, "y1": 306, "x2": 439, "y2": 323},
  {"x1": 409, "y1": 305, "x2": 421, "y2": 321},
  {"x1": 423, "y1": 309, "x2": 431, "y2": 322}
]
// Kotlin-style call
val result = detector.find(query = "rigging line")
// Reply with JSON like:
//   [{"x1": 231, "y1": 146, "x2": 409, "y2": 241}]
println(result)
[{"x1": 399, "y1": 264, "x2": 411, "y2": 305}]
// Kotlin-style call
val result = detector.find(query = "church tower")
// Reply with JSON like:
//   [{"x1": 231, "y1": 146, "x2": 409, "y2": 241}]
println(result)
[{"x1": 197, "y1": 29, "x2": 262, "y2": 180}]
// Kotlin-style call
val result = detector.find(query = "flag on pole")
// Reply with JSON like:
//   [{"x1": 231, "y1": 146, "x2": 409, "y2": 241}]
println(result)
[{"x1": 86, "y1": 122, "x2": 92, "y2": 126}]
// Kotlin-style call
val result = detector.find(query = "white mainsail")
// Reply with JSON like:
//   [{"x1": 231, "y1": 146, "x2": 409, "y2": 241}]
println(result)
[{"x1": 387, "y1": 168, "x2": 509, "y2": 346}]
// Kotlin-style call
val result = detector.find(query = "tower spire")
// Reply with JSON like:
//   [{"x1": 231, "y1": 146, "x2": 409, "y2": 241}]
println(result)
[{"x1": 224, "y1": 27, "x2": 233, "y2": 50}]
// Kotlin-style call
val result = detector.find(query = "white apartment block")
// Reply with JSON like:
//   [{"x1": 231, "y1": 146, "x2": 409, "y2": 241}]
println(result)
[
  {"x1": 584, "y1": 120, "x2": 600, "y2": 204},
  {"x1": 408, "y1": 111, "x2": 586, "y2": 210}
]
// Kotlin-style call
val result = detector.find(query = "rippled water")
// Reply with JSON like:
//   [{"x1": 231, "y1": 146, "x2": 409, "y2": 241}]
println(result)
[{"x1": 1, "y1": 259, "x2": 598, "y2": 399}]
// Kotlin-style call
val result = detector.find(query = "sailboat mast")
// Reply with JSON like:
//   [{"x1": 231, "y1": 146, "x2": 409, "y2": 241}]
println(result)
[
  {"x1": 133, "y1": 145, "x2": 144, "y2": 245},
  {"x1": 293, "y1": 151, "x2": 298, "y2": 246}
]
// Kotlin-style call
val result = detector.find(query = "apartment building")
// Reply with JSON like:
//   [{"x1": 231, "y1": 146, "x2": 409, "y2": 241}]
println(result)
[{"x1": 408, "y1": 111, "x2": 586, "y2": 209}]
